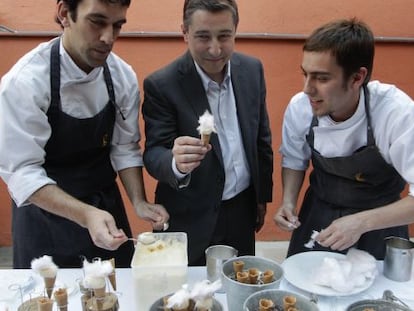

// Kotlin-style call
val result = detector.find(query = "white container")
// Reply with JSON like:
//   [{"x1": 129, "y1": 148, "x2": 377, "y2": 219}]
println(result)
[{"x1": 131, "y1": 232, "x2": 188, "y2": 311}]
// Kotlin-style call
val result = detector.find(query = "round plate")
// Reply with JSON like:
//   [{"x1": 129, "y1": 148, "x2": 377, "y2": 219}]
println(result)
[{"x1": 282, "y1": 251, "x2": 375, "y2": 296}]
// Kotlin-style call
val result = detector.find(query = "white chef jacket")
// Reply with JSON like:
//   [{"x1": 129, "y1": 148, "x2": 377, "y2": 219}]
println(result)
[
  {"x1": 0, "y1": 37, "x2": 143, "y2": 206},
  {"x1": 280, "y1": 80, "x2": 414, "y2": 196}
]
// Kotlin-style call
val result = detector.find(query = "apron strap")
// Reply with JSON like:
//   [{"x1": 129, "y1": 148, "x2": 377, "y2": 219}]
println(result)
[{"x1": 49, "y1": 38, "x2": 123, "y2": 119}]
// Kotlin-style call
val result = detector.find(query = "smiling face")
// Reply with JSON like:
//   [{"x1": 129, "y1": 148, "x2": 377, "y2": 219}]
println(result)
[
  {"x1": 58, "y1": 0, "x2": 127, "y2": 73},
  {"x1": 301, "y1": 51, "x2": 366, "y2": 122},
  {"x1": 182, "y1": 9, "x2": 236, "y2": 83}
]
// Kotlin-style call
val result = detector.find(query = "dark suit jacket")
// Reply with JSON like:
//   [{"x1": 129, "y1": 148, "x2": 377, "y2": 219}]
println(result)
[{"x1": 142, "y1": 51, "x2": 273, "y2": 264}]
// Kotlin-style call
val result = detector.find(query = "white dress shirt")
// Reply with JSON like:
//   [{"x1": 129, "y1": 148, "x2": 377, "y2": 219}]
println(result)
[
  {"x1": 280, "y1": 80, "x2": 414, "y2": 196},
  {"x1": 0, "y1": 37, "x2": 143, "y2": 206},
  {"x1": 195, "y1": 62, "x2": 251, "y2": 200}
]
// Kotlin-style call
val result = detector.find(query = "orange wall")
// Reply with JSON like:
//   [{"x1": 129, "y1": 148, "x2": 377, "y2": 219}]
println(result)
[{"x1": 1, "y1": 1, "x2": 414, "y2": 246}]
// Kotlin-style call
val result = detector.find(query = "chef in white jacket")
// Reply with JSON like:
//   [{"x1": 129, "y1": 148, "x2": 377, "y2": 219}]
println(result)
[
  {"x1": 274, "y1": 18, "x2": 414, "y2": 259},
  {"x1": 0, "y1": 0, "x2": 168, "y2": 268}
]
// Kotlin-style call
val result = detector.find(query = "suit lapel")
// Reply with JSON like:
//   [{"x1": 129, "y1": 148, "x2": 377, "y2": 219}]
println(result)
[{"x1": 178, "y1": 52, "x2": 224, "y2": 167}]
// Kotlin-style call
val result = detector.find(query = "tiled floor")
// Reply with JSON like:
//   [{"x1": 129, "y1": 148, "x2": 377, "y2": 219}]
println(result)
[
  {"x1": 0, "y1": 246, "x2": 13, "y2": 268},
  {"x1": 0, "y1": 241, "x2": 289, "y2": 269}
]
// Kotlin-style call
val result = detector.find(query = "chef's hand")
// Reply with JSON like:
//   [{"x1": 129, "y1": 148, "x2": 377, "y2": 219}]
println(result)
[
  {"x1": 134, "y1": 201, "x2": 170, "y2": 231},
  {"x1": 255, "y1": 203, "x2": 267, "y2": 232},
  {"x1": 316, "y1": 214, "x2": 364, "y2": 251},
  {"x1": 173, "y1": 136, "x2": 211, "y2": 174},
  {"x1": 85, "y1": 207, "x2": 128, "y2": 250},
  {"x1": 273, "y1": 204, "x2": 300, "y2": 231}
]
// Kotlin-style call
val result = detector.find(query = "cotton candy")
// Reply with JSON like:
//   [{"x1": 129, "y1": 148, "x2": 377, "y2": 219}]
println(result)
[{"x1": 313, "y1": 248, "x2": 377, "y2": 293}]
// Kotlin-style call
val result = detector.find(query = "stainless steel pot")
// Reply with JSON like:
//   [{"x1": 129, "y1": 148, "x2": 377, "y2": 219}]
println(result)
[{"x1": 346, "y1": 290, "x2": 412, "y2": 311}]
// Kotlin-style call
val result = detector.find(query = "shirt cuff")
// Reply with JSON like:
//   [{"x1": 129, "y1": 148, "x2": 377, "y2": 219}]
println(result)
[{"x1": 172, "y1": 157, "x2": 191, "y2": 188}]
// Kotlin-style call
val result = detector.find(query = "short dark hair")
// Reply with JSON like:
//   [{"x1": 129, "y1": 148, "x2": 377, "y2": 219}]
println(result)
[
  {"x1": 55, "y1": 0, "x2": 131, "y2": 27},
  {"x1": 182, "y1": 0, "x2": 239, "y2": 30},
  {"x1": 304, "y1": 18, "x2": 374, "y2": 85}
]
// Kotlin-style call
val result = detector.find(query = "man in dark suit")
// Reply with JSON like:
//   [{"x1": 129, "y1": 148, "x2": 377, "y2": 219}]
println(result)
[{"x1": 142, "y1": 0, "x2": 273, "y2": 265}]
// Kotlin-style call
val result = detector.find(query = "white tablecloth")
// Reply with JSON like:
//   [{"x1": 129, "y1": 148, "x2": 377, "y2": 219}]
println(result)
[{"x1": 1, "y1": 263, "x2": 413, "y2": 311}]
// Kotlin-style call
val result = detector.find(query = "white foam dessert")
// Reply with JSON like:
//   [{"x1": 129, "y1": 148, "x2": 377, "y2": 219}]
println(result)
[{"x1": 31, "y1": 255, "x2": 58, "y2": 278}]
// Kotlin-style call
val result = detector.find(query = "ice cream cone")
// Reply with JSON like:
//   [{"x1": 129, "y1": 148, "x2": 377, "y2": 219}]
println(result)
[
  {"x1": 44, "y1": 276, "x2": 56, "y2": 298},
  {"x1": 108, "y1": 258, "x2": 116, "y2": 291},
  {"x1": 94, "y1": 286, "x2": 106, "y2": 310},
  {"x1": 201, "y1": 133, "x2": 211, "y2": 146},
  {"x1": 81, "y1": 293, "x2": 92, "y2": 311},
  {"x1": 94, "y1": 286, "x2": 106, "y2": 298},
  {"x1": 37, "y1": 297, "x2": 54, "y2": 311},
  {"x1": 194, "y1": 297, "x2": 213, "y2": 311},
  {"x1": 54, "y1": 288, "x2": 68, "y2": 311},
  {"x1": 197, "y1": 110, "x2": 216, "y2": 146}
]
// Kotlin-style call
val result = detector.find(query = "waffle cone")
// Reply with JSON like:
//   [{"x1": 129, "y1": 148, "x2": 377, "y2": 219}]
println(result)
[
  {"x1": 262, "y1": 270, "x2": 274, "y2": 284},
  {"x1": 201, "y1": 133, "x2": 211, "y2": 145},
  {"x1": 283, "y1": 295, "x2": 297, "y2": 310},
  {"x1": 233, "y1": 260, "x2": 244, "y2": 273},
  {"x1": 94, "y1": 286, "x2": 106, "y2": 299},
  {"x1": 93, "y1": 286, "x2": 106, "y2": 311},
  {"x1": 37, "y1": 297, "x2": 54, "y2": 311},
  {"x1": 259, "y1": 298, "x2": 274, "y2": 311},
  {"x1": 44, "y1": 276, "x2": 56, "y2": 298},
  {"x1": 108, "y1": 258, "x2": 116, "y2": 291},
  {"x1": 54, "y1": 288, "x2": 68, "y2": 311}
]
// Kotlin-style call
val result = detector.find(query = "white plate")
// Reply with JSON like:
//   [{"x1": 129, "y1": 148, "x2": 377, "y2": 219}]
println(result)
[{"x1": 282, "y1": 251, "x2": 374, "y2": 296}]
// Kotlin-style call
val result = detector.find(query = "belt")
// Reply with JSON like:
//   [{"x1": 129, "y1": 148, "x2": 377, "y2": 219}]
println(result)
[{"x1": 221, "y1": 185, "x2": 253, "y2": 206}]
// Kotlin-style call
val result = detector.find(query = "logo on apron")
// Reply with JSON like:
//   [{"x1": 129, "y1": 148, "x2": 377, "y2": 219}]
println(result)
[
  {"x1": 355, "y1": 172, "x2": 365, "y2": 182},
  {"x1": 102, "y1": 134, "x2": 109, "y2": 147}
]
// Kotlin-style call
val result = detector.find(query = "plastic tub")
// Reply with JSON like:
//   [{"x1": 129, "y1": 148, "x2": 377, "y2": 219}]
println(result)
[{"x1": 131, "y1": 232, "x2": 188, "y2": 310}]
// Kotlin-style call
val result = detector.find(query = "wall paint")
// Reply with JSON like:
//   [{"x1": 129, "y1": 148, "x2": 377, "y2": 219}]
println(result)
[{"x1": 0, "y1": 1, "x2": 413, "y2": 246}]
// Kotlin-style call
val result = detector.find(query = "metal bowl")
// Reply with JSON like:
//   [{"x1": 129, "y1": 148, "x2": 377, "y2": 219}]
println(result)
[
  {"x1": 243, "y1": 289, "x2": 319, "y2": 311},
  {"x1": 346, "y1": 299, "x2": 410, "y2": 311},
  {"x1": 221, "y1": 256, "x2": 284, "y2": 311},
  {"x1": 149, "y1": 296, "x2": 223, "y2": 311},
  {"x1": 346, "y1": 290, "x2": 412, "y2": 311}
]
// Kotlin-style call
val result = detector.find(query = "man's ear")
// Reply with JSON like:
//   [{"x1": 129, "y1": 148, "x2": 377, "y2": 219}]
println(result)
[
  {"x1": 352, "y1": 67, "x2": 368, "y2": 88},
  {"x1": 56, "y1": 1, "x2": 71, "y2": 27},
  {"x1": 181, "y1": 24, "x2": 189, "y2": 43}
]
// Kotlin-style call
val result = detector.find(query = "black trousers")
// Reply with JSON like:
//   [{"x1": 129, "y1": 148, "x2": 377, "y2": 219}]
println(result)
[
  {"x1": 12, "y1": 184, "x2": 134, "y2": 268},
  {"x1": 192, "y1": 186, "x2": 257, "y2": 266}
]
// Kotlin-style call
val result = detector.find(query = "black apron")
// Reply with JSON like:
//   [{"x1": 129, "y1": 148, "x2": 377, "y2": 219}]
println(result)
[
  {"x1": 287, "y1": 86, "x2": 408, "y2": 260},
  {"x1": 12, "y1": 39, "x2": 134, "y2": 268}
]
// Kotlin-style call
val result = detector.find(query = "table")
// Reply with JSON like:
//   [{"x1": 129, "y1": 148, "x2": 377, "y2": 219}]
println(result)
[{"x1": 0, "y1": 263, "x2": 413, "y2": 311}]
